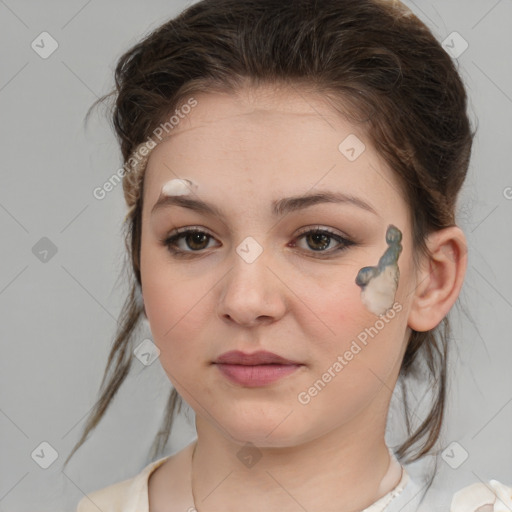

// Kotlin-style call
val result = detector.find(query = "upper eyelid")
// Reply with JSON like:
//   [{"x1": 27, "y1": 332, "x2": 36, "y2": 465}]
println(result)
[{"x1": 295, "y1": 225, "x2": 347, "y2": 237}]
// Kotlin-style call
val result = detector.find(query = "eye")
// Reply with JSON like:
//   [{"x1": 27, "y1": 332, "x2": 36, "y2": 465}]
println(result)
[
  {"x1": 161, "y1": 227, "x2": 219, "y2": 257},
  {"x1": 291, "y1": 226, "x2": 354, "y2": 256},
  {"x1": 160, "y1": 225, "x2": 355, "y2": 259}
]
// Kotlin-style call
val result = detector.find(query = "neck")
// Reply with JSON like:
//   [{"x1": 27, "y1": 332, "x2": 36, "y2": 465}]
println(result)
[{"x1": 190, "y1": 409, "x2": 402, "y2": 512}]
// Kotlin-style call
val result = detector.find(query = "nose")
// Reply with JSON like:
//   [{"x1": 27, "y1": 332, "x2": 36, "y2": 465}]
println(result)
[{"x1": 217, "y1": 242, "x2": 288, "y2": 327}]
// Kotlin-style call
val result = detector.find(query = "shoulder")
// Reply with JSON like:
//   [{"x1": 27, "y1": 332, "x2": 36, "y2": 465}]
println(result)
[
  {"x1": 450, "y1": 479, "x2": 512, "y2": 512},
  {"x1": 76, "y1": 477, "x2": 134, "y2": 512},
  {"x1": 75, "y1": 455, "x2": 171, "y2": 512}
]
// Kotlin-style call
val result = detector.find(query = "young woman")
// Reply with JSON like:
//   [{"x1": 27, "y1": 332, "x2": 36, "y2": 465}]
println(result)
[{"x1": 67, "y1": 0, "x2": 511, "y2": 510}]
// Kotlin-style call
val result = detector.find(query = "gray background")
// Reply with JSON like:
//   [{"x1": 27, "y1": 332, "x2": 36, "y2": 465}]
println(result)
[{"x1": 0, "y1": 0, "x2": 511, "y2": 510}]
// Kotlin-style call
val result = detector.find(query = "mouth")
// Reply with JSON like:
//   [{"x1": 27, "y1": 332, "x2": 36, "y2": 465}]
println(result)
[{"x1": 213, "y1": 350, "x2": 304, "y2": 387}]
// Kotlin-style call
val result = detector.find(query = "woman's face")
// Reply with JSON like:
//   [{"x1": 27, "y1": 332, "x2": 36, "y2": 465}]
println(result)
[{"x1": 140, "y1": 85, "x2": 419, "y2": 447}]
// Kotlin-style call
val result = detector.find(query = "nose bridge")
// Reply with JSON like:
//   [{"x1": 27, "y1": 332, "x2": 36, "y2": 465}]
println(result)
[
  {"x1": 228, "y1": 235, "x2": 273, "y2": 298},
  {"x1": 218, "y1": 235, "x2": 285, "y2": 325}
]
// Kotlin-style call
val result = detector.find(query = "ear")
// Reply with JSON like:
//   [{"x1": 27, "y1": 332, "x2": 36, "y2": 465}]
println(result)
[{"x1": 407, "y1": 226, "x2": 468, "y2": 332}]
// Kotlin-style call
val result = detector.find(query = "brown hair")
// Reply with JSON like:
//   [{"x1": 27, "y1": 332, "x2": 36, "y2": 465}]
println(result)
[{"x1": 65, "y1": 0, "x2": 475, "y2": 484}]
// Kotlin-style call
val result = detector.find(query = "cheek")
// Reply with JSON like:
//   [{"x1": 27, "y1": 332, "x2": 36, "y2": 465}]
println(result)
[
  {"x1": 301, "y1": 271, "x2": 386, "y2": 342},
  {"x1": 303, "y1": 272, "x2": 408, "y2": 378},
  {"x1": 143, "y1": 280, "x2": 208, "y2": 354},
  {"x1": 140, "y1": 247, "x2": 205, "y2": 357},
  {"x1": 143, "y1": 286, "x2": 211, "y2": 391}
]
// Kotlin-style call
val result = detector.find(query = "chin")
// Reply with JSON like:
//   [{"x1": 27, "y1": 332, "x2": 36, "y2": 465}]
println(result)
[{"x1": 215, "y1": 414, "x2": 306, "y2": 448}]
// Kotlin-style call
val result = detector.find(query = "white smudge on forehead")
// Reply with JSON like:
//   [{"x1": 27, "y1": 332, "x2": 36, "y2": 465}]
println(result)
[{"x1": 161, "y1": 178, "x2": 198, "y2": 196}]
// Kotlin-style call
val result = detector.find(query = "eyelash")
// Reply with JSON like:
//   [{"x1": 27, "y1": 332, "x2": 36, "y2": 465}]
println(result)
[{"x1": 160, "y1": 226, "x2": 355, "y2": 259}]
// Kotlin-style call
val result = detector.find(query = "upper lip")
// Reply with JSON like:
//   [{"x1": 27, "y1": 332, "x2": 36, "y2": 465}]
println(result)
[{"x1": 214, "y1": 350, "x2": 301, "y2": 365}]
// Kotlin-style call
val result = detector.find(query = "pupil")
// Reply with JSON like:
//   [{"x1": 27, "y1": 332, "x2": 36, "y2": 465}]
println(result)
[
  {"x1": 308, "y1": 233, "x2": 329, "y2": 251},
  {"x1": 189, "y1": 233, "x2": 207, "y2": 249}
]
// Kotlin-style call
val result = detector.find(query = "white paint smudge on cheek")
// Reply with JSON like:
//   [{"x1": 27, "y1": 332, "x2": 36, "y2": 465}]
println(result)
[
  {"x1": 358, "y1": 266, "x2": 399, "y2": 316},
  {"x1": 161, "y1": 178, "x2": 198, "y2": 196},
  {"x1": 355, "y1": 224, "x2": 403, "y2": 316}
]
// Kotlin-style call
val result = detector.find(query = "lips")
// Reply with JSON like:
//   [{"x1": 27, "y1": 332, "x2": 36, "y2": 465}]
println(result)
[
  {"x1": 214, "y1": 350, "x2": 300, "y2": 365},
  {"x1": 213, "y1": 350, "x2": 303, "y2": 387}
]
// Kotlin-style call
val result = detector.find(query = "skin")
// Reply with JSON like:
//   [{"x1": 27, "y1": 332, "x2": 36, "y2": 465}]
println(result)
[{"x1": 139, "y1": 84, "x2": 468, "y2": 512}]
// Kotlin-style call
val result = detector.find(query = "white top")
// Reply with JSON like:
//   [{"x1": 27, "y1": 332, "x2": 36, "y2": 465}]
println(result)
[
  {"x1": 76, "y1": 454, "x2": 170, "y2": 512},
  {"x1": 75, "y1": 444, "x2": 511, "y2": 512}
]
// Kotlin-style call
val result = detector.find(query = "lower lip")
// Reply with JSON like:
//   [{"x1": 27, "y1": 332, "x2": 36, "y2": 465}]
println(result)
[{"x1": 214, "y1": 363, "x2": 302, "y2": 387}]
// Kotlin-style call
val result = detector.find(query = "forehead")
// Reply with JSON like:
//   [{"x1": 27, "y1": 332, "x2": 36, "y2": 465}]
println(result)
[
  {"x1": 142, "y1": 86, "x2": 404, "y2": 216},
  {"x1": 152, "y1": 86, "x2": 353, "y2": 156}
]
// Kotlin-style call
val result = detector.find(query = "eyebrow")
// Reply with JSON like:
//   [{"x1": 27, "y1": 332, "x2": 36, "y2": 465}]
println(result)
[{"x1": 151, "y1": 190, "x2": 379, "y2": 218}]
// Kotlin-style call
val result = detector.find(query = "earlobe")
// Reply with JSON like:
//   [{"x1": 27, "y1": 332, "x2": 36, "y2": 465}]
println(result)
[{"x1": 407, "y1": 226, "x2": 468, "y2": 332}]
